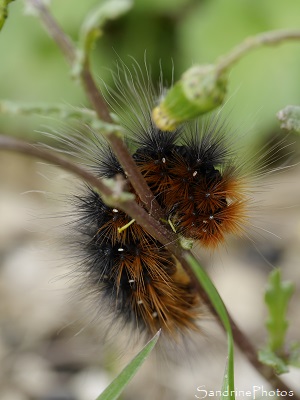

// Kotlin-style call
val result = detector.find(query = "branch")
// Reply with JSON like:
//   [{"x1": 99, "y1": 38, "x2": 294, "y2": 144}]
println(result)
[
  {"x1": 26, "y1": 0, "x2": 75, "y2": 64},
  {"x1": 0, "y1": 134, "x2": 175, "y2": 247},
  {"x1": 0, "y1": 134, "x2": 110, "y2": 196},
  {"x1": 25, "y1": 0, "x2": 164, "y2": 221},
  {"x1": 216, "y1": 29, "x2": 300, "y2": 76}
]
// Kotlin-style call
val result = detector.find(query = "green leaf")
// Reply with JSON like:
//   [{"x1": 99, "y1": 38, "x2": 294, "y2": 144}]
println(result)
[
  {"x1": 0, "y1": 100, "x2": 120, "y2": 133},
  {"x1": 0, "y1": 100, "x2": 96, "y2": 118},
  {"x1": 185, "y1": 253, "x2": 235, "y2": 399},
  {"x1": 277, "y1": 105, "x2": 300, "y2": 133},
  {"x1": 0, "y1": 0, "x2": 15, "y2": 30},
  {"x1": 96, "y1": 330, "x2": 160, "y2": 400},
  {"x1": 289, "y1": 342, "x2": 300, "y2": 368},
  {"x1": 258, "y1": 348, "x2": 289, "y2": 375},
  {"x1": 259, "y1": 269, "x2": 297, "y2": 375},
  {"x1": 264, "y1": 269, "x2": 294, "y2": 352}
]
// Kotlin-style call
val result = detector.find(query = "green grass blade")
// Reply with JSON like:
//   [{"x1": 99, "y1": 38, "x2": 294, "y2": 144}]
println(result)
[
  {"x1": 96, "y1": 330, "x2": 160, "y2": 400},
  {"x1": 185, "y1": 253, "x2": 235, "y2": 399}
]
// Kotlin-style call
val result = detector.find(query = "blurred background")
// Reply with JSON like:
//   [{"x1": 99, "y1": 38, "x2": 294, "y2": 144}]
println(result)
[{"x1": 0, "y1": 0, "x2": 300, "y2": 399}]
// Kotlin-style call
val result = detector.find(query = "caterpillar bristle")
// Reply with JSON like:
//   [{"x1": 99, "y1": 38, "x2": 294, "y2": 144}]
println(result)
[
  {"x1": 63, "y1": 61, "x2": 255, "y2": 341},
  {"x1": 73, "y1": 182, "x2": 201, "y2": 339}
]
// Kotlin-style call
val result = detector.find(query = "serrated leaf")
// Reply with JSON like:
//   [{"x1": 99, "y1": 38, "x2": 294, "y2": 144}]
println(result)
[
  {"x1": 258, "y1": 348, "x2": 289, "y2": 375},
  {"x1": 0, "y1": 0, "x2": 15, "y2": 30},
  {"x1": 264, "y1": 269, "x2": 294, "y2": 352},
  {"x1": 96, "y1": 330, "x2": 160, "y2": 400}
]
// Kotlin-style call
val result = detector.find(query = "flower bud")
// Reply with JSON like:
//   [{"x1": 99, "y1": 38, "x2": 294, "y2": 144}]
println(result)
[{"x1": 152, "y1": 64, "x2": 227, "y2": 131}]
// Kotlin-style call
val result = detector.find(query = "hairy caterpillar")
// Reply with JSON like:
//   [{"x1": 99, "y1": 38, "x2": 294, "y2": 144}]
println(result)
[{"x1": 59, "y1": 62, "x2": 255, "y2": 341}]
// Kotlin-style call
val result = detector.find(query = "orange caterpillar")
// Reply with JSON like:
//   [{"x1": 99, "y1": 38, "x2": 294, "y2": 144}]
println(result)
[{"x1": 69, "y1": 65, "x2": 249, "y2": 339}]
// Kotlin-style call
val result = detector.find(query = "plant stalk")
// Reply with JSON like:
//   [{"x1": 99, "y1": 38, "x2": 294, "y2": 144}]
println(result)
[
  {"x1": 25, "y1": 0, "x2": 164, "y2": 221},
  {"x1": 216, "y1": 29, "x2": 300, "y2": 76}
]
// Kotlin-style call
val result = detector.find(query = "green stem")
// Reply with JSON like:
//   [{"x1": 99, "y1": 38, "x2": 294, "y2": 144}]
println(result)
[
  {"x1": 185, "y1": 253, "x2": 235, "y2": 396},
  {"x1": 26, "y1": 0, "x2": 75, "y2": 64},
  {"x1": 0, "y1": 100, "x2": 94, "y2": 119},
  {"x1": 216, "y1": 29, "x2": 300, "y2": 76}
]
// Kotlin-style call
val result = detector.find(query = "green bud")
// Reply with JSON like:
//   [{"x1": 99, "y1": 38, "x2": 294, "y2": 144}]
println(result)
[{"x1": 152, "y1": 64, "x2": 227, "y2": 131}]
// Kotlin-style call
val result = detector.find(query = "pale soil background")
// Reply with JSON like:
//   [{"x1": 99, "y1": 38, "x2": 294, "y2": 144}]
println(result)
[{"x1": 0, "y1": 150, "x2": 300, "y2": 400}]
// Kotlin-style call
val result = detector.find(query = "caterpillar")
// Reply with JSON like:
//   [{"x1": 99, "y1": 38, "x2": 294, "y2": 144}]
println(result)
[{"x1": 63, "y1": 62, "x2": 250, "y2": 341}]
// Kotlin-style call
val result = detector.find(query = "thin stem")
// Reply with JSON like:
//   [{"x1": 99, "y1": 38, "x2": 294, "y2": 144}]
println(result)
[
  {"x1": 0, "y1": 134, "x2": 111, "y2": 196},
  {"x1": 0, "y1": 134, "x2": 174, "y2": 246},
  {"x1": 0, "y1": 100, "x2": 97, "y2": 120},
  {"x1": 80, "y1": 62, "x2": 113, "y2": 123},
  {"x1": 27, "y1": 0, "x2": 75, "y2": 64},
  {"x1": 217, "y1": 29, "x2": 300, "y2": 76},
  {"x1": 26, "y1": 1, "x2": 111, "y2": 123},
  {"x1": 25, "y1": 0, "x2": 164, "y2": 220},
  {"x1": 81, "y1": 61, "x2": 165, "y2": 220},
  {"x1": 0, "y1": 135, "x2": 298, "y2": 396}
]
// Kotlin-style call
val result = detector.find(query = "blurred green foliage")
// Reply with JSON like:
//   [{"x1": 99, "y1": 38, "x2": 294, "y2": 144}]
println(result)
[
  {"x1": 258, "y1": 268, "x2": 300, "y2": 375},
  {"x1": 1, "y1": 0, "x2": 300, "y2": 147}
]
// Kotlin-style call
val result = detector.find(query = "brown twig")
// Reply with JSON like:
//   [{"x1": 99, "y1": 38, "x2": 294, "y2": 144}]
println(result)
[
  {"x1": 25, "y1": 0, "x2": 164, "y2": 221},
  {"x1": 27, "y1": 0, "x2": 75, "y2": 64},
  {"x1": 0, "y1": 135, "x2": 110, "y2": 195},
  {"x1": 0, "y1": 134, "x2": 169, "y2": 243}
]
